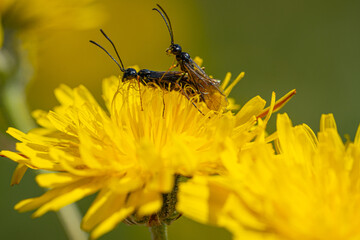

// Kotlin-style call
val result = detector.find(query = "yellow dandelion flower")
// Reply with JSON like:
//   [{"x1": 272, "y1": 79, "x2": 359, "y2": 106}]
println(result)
[
  {"x1": 178, "y1": 113, "x2": 360, "y2": 240},
  {"x1": 0, "y1": 0, "x2": 104, "y2": 46},
  {"x1": 1, "y1": 71, "x2": 295, "y2": 238}
]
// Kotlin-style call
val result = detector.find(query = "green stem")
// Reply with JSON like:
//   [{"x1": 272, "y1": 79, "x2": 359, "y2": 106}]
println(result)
[
  {"x1": 2, "y1": 80, "x2": 35, "y2": 132},
  {"x1": 57, "y1": 203, "x2": 88, "y2": 240},
  {"x1": 1, "y1": 28, "x2": 35, "y2": 131},
  {"x1": 149, "y1": 224, "x2": 168, "y2": 240}
]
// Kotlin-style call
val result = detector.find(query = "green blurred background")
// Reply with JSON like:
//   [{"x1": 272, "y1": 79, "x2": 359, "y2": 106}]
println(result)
[{"x1": 1, "y1": 0, "x2": 360, "y2": 239}]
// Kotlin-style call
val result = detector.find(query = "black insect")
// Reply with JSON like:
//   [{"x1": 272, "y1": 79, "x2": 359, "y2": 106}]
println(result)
[
  {"x1": 153, "y1": 4, "x2": 228, "y2": 112},
  {"x1": 89, "y1": 29, "x2": 201, "y2": 112}
]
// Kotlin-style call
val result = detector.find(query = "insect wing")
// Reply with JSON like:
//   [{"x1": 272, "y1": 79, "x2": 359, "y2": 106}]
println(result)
[
  {"x1": 183, "y1": 61, "x2": 228, "y2": 111},
  {"x1": 188, "y1": 57, "x2": 209, "y2": 79},
  {"x1": 188, "y1": 58, "x2": 224, "y2": 89}
]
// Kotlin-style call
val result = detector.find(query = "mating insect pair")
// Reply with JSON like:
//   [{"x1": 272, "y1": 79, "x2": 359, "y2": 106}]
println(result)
[{"x1": 90, "y1": 4, "x2": 228, "y2": 113}]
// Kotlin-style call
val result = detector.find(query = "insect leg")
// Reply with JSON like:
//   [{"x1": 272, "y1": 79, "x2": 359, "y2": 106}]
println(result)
[
  {"x1": 137, "y1": 75, "x2": 144, "y2": 111},
  {"x1": 174, "y1": 81, "x2": 204, "y2": 115},
  {"x1": 111, "y1": 77, "x2": 123, "y2": 114},
  {"x1": 162, "y1": 90, "x2": 166, "y2": 118}
]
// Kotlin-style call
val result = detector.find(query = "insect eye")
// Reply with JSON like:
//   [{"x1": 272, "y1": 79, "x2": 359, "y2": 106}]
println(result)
[
  {"x1": 124, "y1": 68, "x2": 137, "y2": 79},
  {"x1": 171, "y1": 44, "x2": 182, "y2": 55},
  {"x1": 129, "y1": 68, "x2": 137, "y2": 77}
]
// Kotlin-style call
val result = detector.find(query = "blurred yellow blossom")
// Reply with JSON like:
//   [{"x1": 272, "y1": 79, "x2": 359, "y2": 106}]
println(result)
[
  {"x1": 0, "y1": 0, "x2": 104, "y2": 47},
  {"x1": 178, "y1": 113, "x2": 360, "y2": 240}
]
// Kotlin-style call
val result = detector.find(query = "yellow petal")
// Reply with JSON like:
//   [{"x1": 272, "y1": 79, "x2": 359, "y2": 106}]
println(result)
[
  {"x1": 90, "y1": 206, "x2": 135, "y2": 240},
  {"x1": 257, "y1": 89, "x2": 296, "y2": 119},
  {"x1": 35, "y1": 173, "x2": 86, "y2": 188},
  {"x1": 74, "y1": 85, "x2": 98, "y2": 107},
  {"x1": 82, "y1": 189, "x2": 127, "y2": 232},
  {"x1": 32, "y1": 110, "x2": 55, "y2": 129},
  {"x1": 320, "y1": 113, "x2": 337, "y2": 132},
  {"x1": 101, "y1": 76, "x2": 120, "y2": 111},
  {"x1": 10, "y1": 163, "x2": 28, "y2": 185},
  {"x1": 132, "y1": 190, "x2": 162, "y2": 216},
  {"x1": 177, "y1": 176, "x2": 211, "y2": 224},
  {"x1": 235, "y1": 96, "x2": 266, "y2": 126},
  {"x1": 6, "y1": 127, "x2": 29, "y2": 142},
  {"x1": 54, "y1": 84, "x2": 75, "y2": 106},
  {"x1": 16, "y1": 177, "x2": 102, "y2": 217},
  {"x1": 355, "y1": 124, "x2": 360, "y2": 147},
  {"x1": 15, "y1": 144, "x2": 58, "y2": 170},
  {"x1": 224, "y1": 72, "x2": 245, "y2": 96},
  {"x1": 47, "y1": 111, "x2": 78, "y2": 137},
  {"x1": 220, "y1": 72, "x2": 232, "y2": 90}
]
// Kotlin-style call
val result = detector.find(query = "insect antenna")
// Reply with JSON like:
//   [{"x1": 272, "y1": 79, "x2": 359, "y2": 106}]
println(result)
[
  {"x1": 99, "y1": 29, "x2": 126, "y2": 71},
  {"x1": 89, "y1": 40, "x2": 124, "y2": 72},
  {"x1": 153, "y1": 4, "x2": 174, "y2": 45}
]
